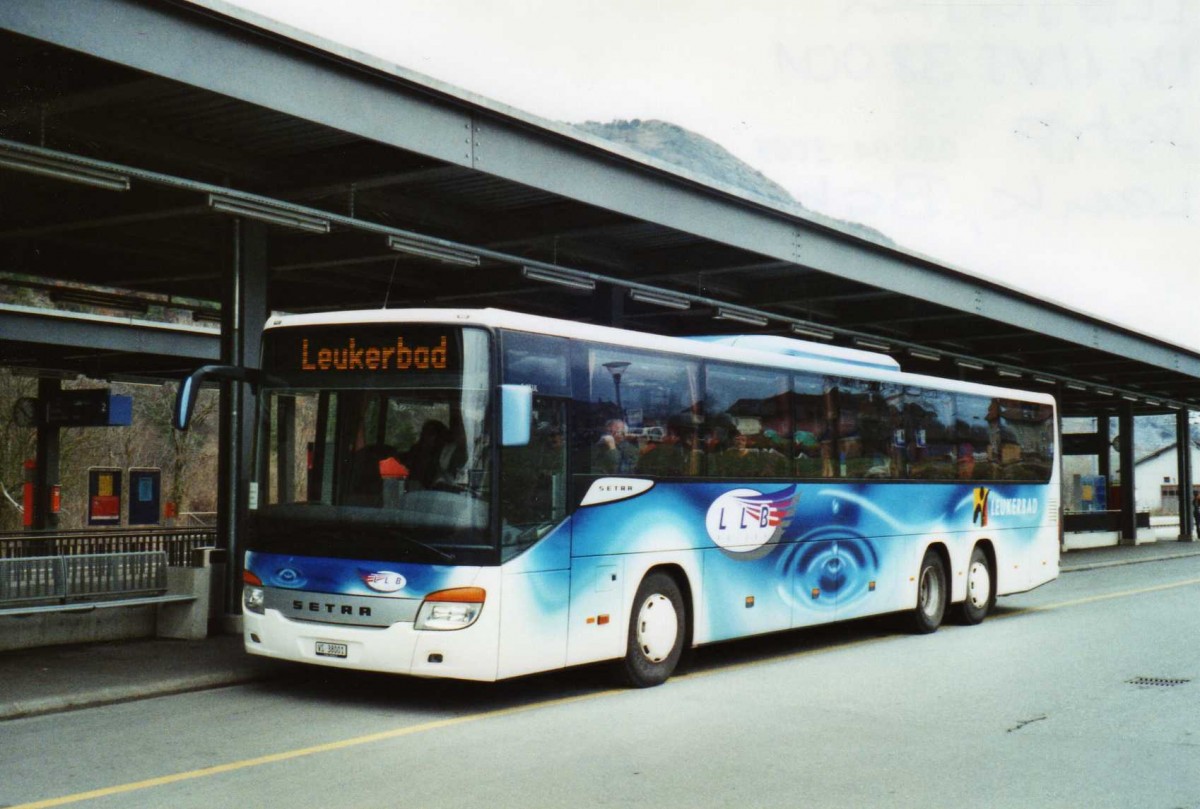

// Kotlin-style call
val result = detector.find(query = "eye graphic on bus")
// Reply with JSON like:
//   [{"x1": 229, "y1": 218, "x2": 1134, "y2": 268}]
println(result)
[{"x1": 274, "y1": 567, "x2": 306, "y2": 588}]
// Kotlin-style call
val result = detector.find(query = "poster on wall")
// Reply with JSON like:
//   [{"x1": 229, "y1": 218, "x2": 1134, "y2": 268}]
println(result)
[
  {"x1": 1080, "y1": 474, "x2": 1107, "y2": 512},
  {"x1": 127, "y1": 468, "x2": 161, "y2": 526},
  {"x1": 88, "y1": 467, "x2": 122, "y2": 526}
]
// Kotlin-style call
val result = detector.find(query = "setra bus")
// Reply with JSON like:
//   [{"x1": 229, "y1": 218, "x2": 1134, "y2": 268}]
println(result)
[{"x1": 175, "y1": 308, "x2": 1060, "y2": 686}]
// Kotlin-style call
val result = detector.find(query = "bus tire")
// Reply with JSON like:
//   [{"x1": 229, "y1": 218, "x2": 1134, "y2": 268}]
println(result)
[
  {"x1": 909, "y1": 549, "x2": 947, "y2": 634},
  {"x1": 620, "y1": 572, "x2": 686, "y2": 688},
  {"x1": 956, "y1": 546, "x2": 993, "y2": 625}
]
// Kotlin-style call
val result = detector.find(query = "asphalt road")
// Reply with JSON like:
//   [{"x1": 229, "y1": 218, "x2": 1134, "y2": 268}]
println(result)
[{"x1": 5, "y1": 557, "x2": 1199, "y2": 809}]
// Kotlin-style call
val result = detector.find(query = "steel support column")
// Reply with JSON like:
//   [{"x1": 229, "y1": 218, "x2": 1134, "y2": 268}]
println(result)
[
  {"x1": 1178, "y1": 409, "x2": 1195, "y2": 542},
  {"x1": 1118, "y1": 404, "x2": 1136, "y2": 542},
  {"x1": 1097, "y1": 416, "x2": 1111, "y2": 505},
  {"x1": 217, "y1": 219, "x2": 267, "y2": 615},
  {"x1": 590, "y1": 284, "x2": 625, "y2": 328},
  {"x1": 31, "y1": 378, "x2": 60, "y2": 531}
]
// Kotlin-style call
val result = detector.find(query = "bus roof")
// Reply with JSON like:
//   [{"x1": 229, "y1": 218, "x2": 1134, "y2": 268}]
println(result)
[{"x1": 265, "y1": 307, "x2": 1057, "y2": 406}]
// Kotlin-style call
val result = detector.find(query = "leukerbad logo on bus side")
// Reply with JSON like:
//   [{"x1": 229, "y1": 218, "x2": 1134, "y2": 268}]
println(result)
[
  {"x1": 705, "y1": 486, "x2": 799, "y2": 553},
  {"x1": 973, "y1": 486, "x2": 1040, "y2": 527}
]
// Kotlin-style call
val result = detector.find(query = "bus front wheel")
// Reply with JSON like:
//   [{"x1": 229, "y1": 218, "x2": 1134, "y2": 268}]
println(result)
[
  {"x1": 620, "y1": 572, "x2": 686, "y2": 688},
  {"x1": 909, "y1": 549, "x2": 947, "y2": 634}
]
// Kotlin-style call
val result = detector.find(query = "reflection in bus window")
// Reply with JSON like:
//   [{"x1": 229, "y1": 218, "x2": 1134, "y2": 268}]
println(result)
[
  {"x1": 576, "y1": 345, "x2": 702, "y2": 477},
  {"x1": 792, "y1": 372, "x2": 828, "y2": 478},
  {"x1": 830, "y1": 378, "x2": 900, "y2": 479},
  {"x1": 995, "y1": 399, "x2": 1055, "y2": 480},
  {"x1": 706, "y1": 364, "x2": 790, "y2": 478},
  {"x1": 903, "y1": 388, "x2": 957, "y2": 479},
  {"x1": 501, "y1": 396, "x2": 567, "y2": 559},
  {"x1": 955, "y1": 394, "x2": 995, "y2": 480}
]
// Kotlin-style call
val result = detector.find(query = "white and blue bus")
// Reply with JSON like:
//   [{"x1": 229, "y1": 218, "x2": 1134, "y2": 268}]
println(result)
[{"x1": 177, "y1": 308, "x2": 1060, "y2": 686}]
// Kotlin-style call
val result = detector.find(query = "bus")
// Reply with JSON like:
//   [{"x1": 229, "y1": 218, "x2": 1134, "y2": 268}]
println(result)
[{"x1": 176, "y1": 308, "x2": 1060, "y2": 687}]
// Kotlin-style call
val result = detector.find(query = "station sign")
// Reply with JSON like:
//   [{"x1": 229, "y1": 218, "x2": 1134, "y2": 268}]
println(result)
[{"x1": 45, "y1": 390, "x2": 133, "y2": 427}]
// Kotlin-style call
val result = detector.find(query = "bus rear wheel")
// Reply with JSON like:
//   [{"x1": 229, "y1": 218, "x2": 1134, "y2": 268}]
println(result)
[
  {"x1": 909, "y1": 549, "x2": 947, "y2": 634},
  {"x1": 956, "y1": 546, "x2": 993, "y2": 625},
  {"x1": 620, "y1": 572, "x2": 686, "y2": 688}
]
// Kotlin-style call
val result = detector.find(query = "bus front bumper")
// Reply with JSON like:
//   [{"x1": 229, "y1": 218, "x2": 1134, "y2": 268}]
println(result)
[{"x1": 243, "y1": 607, "x2": 501, "y2": 681}]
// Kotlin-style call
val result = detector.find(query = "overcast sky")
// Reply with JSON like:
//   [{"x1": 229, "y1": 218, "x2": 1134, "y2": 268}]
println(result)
[{"x1": 220, "y1": 0, "x2": 1196, "y2": 348}]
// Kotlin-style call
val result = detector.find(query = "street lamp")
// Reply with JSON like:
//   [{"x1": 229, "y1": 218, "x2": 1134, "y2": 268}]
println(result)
[{"x1": 603, "y1": 361, "x2": 631, "y2": 417}]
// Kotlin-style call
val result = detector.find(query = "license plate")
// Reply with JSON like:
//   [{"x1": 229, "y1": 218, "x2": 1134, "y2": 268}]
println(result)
[{"x1": 315, "y1": 641, "x2": 348, "y2": 658}]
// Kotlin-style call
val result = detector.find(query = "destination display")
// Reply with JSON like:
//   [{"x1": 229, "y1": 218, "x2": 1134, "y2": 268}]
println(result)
[{"x1": 266, "y1": 326, "x2": 465, "y2": 378}]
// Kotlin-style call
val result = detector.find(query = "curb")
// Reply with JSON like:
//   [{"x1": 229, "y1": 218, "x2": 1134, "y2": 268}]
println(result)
[
  {"x1": 1061, "y1": 550, "x2": 1200, "y2": 573},
  {"x1": 0, "y1": 670, "x2": 272, "y2": 722}
]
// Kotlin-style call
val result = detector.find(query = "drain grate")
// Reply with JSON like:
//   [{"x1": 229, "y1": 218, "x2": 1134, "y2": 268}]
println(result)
[{"x1": 1127, "y1": 676, "x2": 1191, "y2": 688}]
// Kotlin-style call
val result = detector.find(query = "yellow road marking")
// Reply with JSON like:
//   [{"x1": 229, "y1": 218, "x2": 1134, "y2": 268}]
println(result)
[
  {"x1": 13, "y1": 574, "x2": 1200, "y2": 808},
  {"x1": 8, "y1": 689, "x2": 619, "y2": 809},
  {"x1": 996, "y1": 576, "x2": 1200, "y2": 619}
]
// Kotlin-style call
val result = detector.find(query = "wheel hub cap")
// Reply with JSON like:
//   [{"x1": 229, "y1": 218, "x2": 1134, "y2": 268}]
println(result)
[
  {"x1": 967, "y1": 561, "x2": 991, "y2": 608},
  {"x1": 637, "y1": 593, "x2": 679, "y2": 663},
  {"x1": 919, "y1": 567, "x2": 941, "y2": 617}
]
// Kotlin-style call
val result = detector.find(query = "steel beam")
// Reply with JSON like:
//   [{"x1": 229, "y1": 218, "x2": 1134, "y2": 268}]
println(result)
[
  {"x1": 4, "y1": 0, "x2": 1199, "y2": 381},
  {"x1": 0, "y1": 303, "x2": 219, "y2": 361}
]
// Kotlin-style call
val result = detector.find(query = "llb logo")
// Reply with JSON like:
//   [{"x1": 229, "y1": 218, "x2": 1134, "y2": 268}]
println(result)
[
  {"x1": 973, "y1": 487, "x2": 990, "y2": 527},
  {"x1": 705, "y1": 486, "x2": 798, "y2": 554},
  {"x1": 361, "y1": 570, "x2": 407, "y2": 593}
]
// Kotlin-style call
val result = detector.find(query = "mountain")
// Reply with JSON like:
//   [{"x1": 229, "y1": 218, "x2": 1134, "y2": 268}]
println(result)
[
  {"x1": 573, "y1": 119, "x2": 893, "y2": 245},
  {"x1": 1132, "y1": 414, "x2": 1200, "y2": 459}
]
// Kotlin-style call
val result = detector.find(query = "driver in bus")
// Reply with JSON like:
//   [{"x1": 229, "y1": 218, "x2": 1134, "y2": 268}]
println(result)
[{"x1": 401, "y1": 419, "x2": 451, "y2": 490}]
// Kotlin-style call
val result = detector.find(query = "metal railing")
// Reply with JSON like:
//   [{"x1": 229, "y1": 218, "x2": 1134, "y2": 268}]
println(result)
[
  {"x1": 0, "y1": 551, "x2": 168, "y2": 605},
  {"x1": 0, "y1": 528, "x2": 218, "y2": 567}
]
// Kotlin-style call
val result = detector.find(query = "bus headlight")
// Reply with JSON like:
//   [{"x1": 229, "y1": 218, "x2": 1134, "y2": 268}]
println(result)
[
  {"x1": 243, "y1": 570, "x2": 265, "y2": 615},
  {"x1": 415, "y1": 587, "x2": 485, "y2": 631},
  {"x1": 244, "y1": 585, "x2": 265, "y2": 614}
]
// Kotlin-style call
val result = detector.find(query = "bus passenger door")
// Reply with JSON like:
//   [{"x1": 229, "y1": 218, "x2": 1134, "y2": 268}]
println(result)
[{"x1": 496, "y1": 386, "x2": 573, "y2": 679}]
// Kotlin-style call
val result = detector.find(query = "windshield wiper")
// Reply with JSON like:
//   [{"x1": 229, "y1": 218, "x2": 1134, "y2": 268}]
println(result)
[{"x1": 389, "y1": 531, "x2": 456, "y2": 563}]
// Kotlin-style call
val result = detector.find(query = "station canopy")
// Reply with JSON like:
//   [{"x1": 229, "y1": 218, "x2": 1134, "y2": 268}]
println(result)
[{"x1": 2, "y1": 0, "x2": 1199, "y2": 416}]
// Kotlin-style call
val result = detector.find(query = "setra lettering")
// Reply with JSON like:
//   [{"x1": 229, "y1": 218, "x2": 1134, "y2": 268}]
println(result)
[{"x1": 290, "y1": 599, "x2": 371, "y2": 618}]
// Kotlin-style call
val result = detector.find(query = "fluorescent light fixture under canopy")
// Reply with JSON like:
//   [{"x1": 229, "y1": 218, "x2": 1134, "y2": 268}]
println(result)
[
  {"x1": 387, "y1": 234, "x2": 481, "y2": 267},
  {"x1": 208, "y1": 194, "x2": 330, "y2": 234},
  {"x1": 790, "y1": 323, "x2": 835, "y2": 341},
  {"x1": 0, "y1": 148, "x2": 130, "y2": 191},
  {"x1": 628, "y1": 289, "x2": 691, "y2": 310},
  {"x1": 715, "y1": 308, "x2": 768, "y2": 327},
  {"x1": 522, "y1": 266, "x2": 596, "y2": 292}
]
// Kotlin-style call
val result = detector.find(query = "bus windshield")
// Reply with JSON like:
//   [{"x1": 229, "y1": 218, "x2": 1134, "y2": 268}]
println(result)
[{"x1": 250, "y1": 326, "x2": 493, "y2": 563}]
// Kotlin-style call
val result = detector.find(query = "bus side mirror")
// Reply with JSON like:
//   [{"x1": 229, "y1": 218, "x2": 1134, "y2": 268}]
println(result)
[
  {"x1": 174, "y1": 365, "x2": 261, "y2": 430},
  {"x1": 500, "y1": 384, "x2": 533, "y2": 447}
]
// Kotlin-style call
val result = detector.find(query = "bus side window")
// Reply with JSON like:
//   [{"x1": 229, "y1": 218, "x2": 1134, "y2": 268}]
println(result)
[
  {"x1": 791, "y1": 372, "x2": 826, "y2": 478},
  {"x1": 994, "y1": 399, "x2": 1055, "y2": 481},
  {"x1": 499, "y1": 330, "x2": 571, "y2": 550},
  {"x1": 577, "y1": 344, "x2": 702, "y2": 479},
  {"x1": 905, "y1": 389, "x2": 957, "y2": 480},
  {"x1": 955, "y1": 393, "x2": 994, "y2": 480},
  {"x1": 501, "y1": 396, "x2": 567, "y2": 529},
  {"x1": 706, "y1": 364, "x2": 790, "y2": 479}
]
